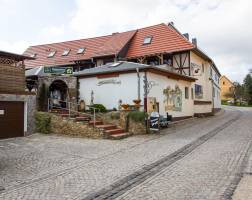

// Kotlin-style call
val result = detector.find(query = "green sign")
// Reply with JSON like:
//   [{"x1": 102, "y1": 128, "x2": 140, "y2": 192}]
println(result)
[{"x1": 44, "y1": 67, "x2": 73, "y2": 75}]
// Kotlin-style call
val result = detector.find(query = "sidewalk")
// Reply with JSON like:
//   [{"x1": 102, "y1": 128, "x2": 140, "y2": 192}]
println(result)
[{"x1": 232, "y1": 146, "x2": 252, "y2": 200}]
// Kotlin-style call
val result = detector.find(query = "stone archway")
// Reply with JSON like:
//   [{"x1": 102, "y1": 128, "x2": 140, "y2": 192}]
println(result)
[
  {"x1": 37, "y1": 76, "x2": 77, "y2": 110},
  {"x1": 49, "y1": 80, "x2": 68, "y2": 108}
]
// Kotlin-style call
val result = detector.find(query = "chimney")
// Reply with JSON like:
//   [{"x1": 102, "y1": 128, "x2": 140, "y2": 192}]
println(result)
[
  {"x1": 192, "y1": 38, "x2": 197, "y2": 46},
  {"x1": 112, "y1": 32, "x2": 119, "y2": 35},
  {"x1": 183, "y1": 33, "x2": 189, "y2": 40},
  {"x1": 168, "y1": 21, "x2": 174, "y2": 26}
]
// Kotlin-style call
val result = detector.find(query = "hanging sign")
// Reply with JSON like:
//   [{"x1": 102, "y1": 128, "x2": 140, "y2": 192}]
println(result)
[
  {"x1": 44, "y1": 67, "x2": 73, "y2": 74},
  {"x1": 149, "y1": 112, "x2": 160, "y2": 131}
]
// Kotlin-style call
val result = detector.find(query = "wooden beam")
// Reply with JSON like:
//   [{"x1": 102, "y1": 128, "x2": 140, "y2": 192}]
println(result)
[{"x1": 157, "y1": 54, "x2": 164, "y2": 65}]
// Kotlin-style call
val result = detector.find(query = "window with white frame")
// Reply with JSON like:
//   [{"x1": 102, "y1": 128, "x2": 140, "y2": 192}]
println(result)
[
  {"x1": 143, "y1": 36, "x2": 152, "y2": 44},
  {"x1": 47, "y1": 51, "x2": 56, "y2": 58},
  {"x1": 77, "y1": 47, "x2": 85, "y2": 54},
  {"x1": 195, "y1": 84, "x2": 203, "y2": 99},
  {"x1": 185, "y1": 87, "x2": 189, "y2": 99},
  {"x1": 62, "y1": 49, "x2": 70, "y2": 56}
]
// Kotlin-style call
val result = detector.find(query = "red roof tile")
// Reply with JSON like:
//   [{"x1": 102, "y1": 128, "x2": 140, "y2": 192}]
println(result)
[
  {"x1": 126, "y1": 23, "x2": 195, "y2": 59},
  {"x1": 23, "y1": 23, "x2": 195, "y2": 68},
  {"x1": 92, "y1": 30, "x2": 136, "y2": 58},
  {"x1": 23, "y1": 31, "x2": 136, "y2": 68}
]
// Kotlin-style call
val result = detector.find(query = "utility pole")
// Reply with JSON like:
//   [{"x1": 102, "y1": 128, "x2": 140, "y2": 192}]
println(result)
[
  {"x1": 136, "y1": 68, "x2": 140, "y2": 100},
  {"x1": 143, "y1": 72, "x2": 148, "y2": 112}
]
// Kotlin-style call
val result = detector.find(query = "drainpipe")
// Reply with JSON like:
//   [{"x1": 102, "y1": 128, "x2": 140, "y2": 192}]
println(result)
[{"x1": 209, "y1": 76, "x2": 214, "y2": 114}]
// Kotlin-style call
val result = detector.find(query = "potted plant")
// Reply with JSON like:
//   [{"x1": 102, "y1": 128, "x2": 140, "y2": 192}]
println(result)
[
  {"x1": 133, "y1": 99, "x2": 141, "y2": 105},
  {"x1": 121, "y1": 104, "x2": 130, "y2": 110}
]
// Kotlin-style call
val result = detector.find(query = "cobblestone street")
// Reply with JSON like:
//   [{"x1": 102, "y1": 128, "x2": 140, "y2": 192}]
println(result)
[{"x1": 0, "y1": 106, "x2": 252, "y2": 199}]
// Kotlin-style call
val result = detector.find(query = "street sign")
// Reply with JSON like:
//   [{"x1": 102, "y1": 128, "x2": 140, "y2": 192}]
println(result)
[
  {"x1": 150, "y1": 112, "x2": 160, "y2": 131},
  {"x1": 44, "y1": 67, "x2": 73, "y2": 75}
]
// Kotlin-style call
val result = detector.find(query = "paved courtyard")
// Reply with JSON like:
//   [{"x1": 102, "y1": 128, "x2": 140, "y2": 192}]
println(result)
[{"x1": 0, "y1": 106, "x2": 252, "y2": 199}]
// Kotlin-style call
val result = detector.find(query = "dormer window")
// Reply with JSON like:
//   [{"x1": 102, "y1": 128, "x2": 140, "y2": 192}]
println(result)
[
  {"x1": 62, "y1": 49, "x2": 70, "y2": 56},
  {"x1": 30, "y1": 53, "x2": 37, "y2": 58},
  {"x1": 48, "y1": 51, "x2": 56, "y2": 58},
  {"x1": 143, "y1": 36, "x2": 152, "y2": 44},
  {"x1": 77, "y1": 47, "x2": 85, "y2": 54}
]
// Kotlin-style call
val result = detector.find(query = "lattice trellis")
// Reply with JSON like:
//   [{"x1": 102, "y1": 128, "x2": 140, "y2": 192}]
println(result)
[
  {"x1": 0, "y1": 56, "x2": 23, "y2": 67},
  {"x1": 0, "y1": 56, "x2": 15, "y2": 65}
]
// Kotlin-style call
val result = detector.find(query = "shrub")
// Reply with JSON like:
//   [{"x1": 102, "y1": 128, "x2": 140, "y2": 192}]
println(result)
[
  {"x1": 35, "y1": 112, "x2": 51, "y2": 134},
  {"x1": 221, "y1": 100, "x2": 228, "y2": 105},
  {"x1": 90, "y1": 104, "x2": 107, "y2": 113},
  {"x1": 128, "y1": 111, "x2": 147, "y2": 123},
  {"x1": 110, "y1": 112, "x2": 120, "y2": 120}
]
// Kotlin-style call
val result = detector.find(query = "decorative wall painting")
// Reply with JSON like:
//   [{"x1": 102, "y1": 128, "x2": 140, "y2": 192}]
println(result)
[{"x1": 163, "y1": 85, "x2": 182, "y2": 112}]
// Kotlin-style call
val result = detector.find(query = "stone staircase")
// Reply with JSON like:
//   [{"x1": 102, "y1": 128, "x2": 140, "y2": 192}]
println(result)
[{"x1": 49, "y1": 109, "x2": 130, "y2": 139}]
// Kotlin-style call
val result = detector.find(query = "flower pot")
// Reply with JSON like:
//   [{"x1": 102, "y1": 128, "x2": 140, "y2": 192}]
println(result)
[
  {"x1": 133, "y1": 99, "x2": 141, "y2": 105},
  {"x1": 121, "y1": 104, "x2": 130, "y2": 110}
]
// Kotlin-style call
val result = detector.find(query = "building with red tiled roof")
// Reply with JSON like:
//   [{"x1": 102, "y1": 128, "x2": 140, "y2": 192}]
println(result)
[{"x1": 24, "y1": 22, "x2": 222, "y2": 116}]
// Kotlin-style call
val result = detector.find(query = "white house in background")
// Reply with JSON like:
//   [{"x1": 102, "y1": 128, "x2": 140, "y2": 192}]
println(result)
[
  {"x1": 76, "y1": 61, "x2": 197, "y2": 120},
  {"x1": 190, "y1": 51, "x2": 221, "y2": 115}
]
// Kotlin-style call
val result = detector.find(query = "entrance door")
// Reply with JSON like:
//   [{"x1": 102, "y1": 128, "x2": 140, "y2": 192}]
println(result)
[{"x1": 0, "y1": 101, "x2": 24, "y2": 139}]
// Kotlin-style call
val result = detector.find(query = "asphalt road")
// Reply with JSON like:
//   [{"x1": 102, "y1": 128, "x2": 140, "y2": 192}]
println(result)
[{"x1": 0, "y1": 106, "x2": 251, "y2": 200}]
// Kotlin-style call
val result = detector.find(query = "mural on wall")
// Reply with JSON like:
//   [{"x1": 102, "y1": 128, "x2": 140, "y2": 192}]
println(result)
[{"x1": 163, "y1": 85, "x2": 182, "y2": 112}]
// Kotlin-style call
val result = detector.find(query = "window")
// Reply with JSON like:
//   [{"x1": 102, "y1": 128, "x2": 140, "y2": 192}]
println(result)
[
  {"x1": 47, "y1": 51, "x2": 56, "y2": 58},
  {"x1": 223, "y1": 81, "x2": 225, "y2": 85},
  {"x1": 195, "y1": 84, "x2": 203, "y2": 99},
  {"x1": 185, "y1": 87, "x2": 189, "y2": 99},
  {"x1": 62, "y1": 49, "x2": 70, "y2": 56},
  {"x1": 213, "y1": 87, "x2": 215, "y2": 97},
  {"x1": 143, "y1": 36, "x2": 152, "y2": 44},
  {"x1": 191, "y1": 88, "x2": 194, "y2": 99},
  {"x1": 210, "y1": 68, "x2": 213, "y2": 77},
  {"x1": 30, "y1": 53, "x2": 37, "y2": 58},
  {"x1": 77, "y1": 47, "x2": 85, "y2": 54},
  {"x1": 202, "y1": 63, "x2": 204, "y2": 73}
]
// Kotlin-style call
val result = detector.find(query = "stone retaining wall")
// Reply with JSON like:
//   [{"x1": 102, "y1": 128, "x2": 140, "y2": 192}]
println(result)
[{"x1": 51, "y1": 115, "x2": 102, "y2": 138}]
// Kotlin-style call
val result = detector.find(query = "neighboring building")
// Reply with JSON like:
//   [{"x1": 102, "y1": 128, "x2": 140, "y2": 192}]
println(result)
[
  {"x1": 24, "y1": 22, "x2": 221, "y2": 117},
  {"x1": 0, "y1": 50, "x2": 36, "y2": 139},
  {"x1": 220, "y1": 75, "x2": 234, "y2": 101}
]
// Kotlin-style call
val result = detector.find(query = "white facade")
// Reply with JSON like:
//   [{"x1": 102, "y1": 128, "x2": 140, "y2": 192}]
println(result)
[
  {"x1": 79, "y1": 71, "x2": 195, "y2": 118},
  {"x1": 79, "y1": 73, "x2": 145, "y2": 110},
  {"x1": 210, "y1": 66, "x2": 221, "y2": 109},
  {"x1": 147, "y1": 72, "x2": 194, "y2": 118},
  {"x1": 190, "y1": 51, "x2": 221, "y2": 113}
]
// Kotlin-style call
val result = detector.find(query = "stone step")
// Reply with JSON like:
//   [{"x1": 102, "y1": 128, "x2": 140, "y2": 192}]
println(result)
[
  {"x1": 95, "y1": 124, "x2": 117, "y2": 130},
  {"x1": 104, "y1": 128, "x2": 125, "y2": 135},
  {"x1": 60, "y1": 114, "x2": 70, "y2": 118},
  {"x1": 75, "y1": 116, "x2": 91, "y2": 122},
  {"x1": 89, "y1": 120, "x2": 103, "y2": 126},
  {"x1": 51, "y1": 109, "x2": 69, "y2": 114},
  {"x1": 108, "y1": 132, "x2": 130, "y2": 140}
]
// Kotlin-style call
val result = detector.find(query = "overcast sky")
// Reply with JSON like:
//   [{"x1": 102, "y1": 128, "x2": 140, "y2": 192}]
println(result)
[{"x1": 0, "y1": 0, "x2": 251, "y2": 83}]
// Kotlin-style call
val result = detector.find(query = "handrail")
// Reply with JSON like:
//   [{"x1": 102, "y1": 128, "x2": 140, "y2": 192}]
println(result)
[
  {"x1": 48, "y1": 98, "x2": 102, "y2": 127},
  {"x1": 48, "y1": 98, "x2": 100, "y2": 111}
]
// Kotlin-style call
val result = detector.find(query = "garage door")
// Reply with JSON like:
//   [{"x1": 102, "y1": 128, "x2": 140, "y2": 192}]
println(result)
[{"x1": 0, "y1": 101, "x2": 24, "y2": 139}]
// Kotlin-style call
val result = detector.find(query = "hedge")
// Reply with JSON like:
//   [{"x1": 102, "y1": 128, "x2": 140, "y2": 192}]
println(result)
[{"x1": 128, "y1": 111, "x2": 147, "y2": 123}]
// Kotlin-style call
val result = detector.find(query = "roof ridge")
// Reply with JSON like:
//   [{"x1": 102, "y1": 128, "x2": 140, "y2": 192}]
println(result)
[{"x1": 28, "y1": 29, "x2": 137, "y2": 48}]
